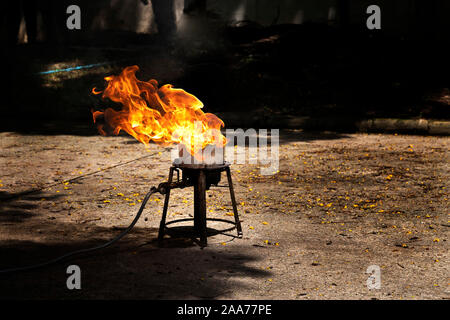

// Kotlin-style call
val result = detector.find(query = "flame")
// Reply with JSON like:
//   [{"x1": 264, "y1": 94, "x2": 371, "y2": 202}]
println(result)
[{"x1": 92, "y1": 65, "x2": 226, "y2": 159}]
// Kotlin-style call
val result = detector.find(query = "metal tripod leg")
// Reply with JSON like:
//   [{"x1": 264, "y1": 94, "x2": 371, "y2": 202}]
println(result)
[
  {"x1": 194, "y1": 170, "x2": 207, "y2": 247},
  {"x1": 226, "y1": 167, "x2": 243, "y2": 237},
  {"x1": 158, "y1": 166, "x2": 174, "y2": 243}
]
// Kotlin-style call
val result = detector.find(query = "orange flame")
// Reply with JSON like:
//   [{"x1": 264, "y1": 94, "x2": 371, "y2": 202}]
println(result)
[{"x1": 92, "y1": 65, "x2": 226, "y2": 159}]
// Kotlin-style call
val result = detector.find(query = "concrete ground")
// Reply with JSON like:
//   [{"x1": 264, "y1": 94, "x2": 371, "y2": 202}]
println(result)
[{"x1": 0, "y1": 129, "x2": 448, "y2": 299}]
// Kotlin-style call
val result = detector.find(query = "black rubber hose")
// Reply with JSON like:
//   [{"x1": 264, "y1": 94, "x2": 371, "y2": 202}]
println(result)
[{"x1": 0, "y1": 187, "x2": 158, "y2": 274}]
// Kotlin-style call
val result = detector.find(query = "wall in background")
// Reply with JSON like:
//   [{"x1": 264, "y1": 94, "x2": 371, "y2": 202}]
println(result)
[{"x1": 3, "y1": 0, "x2": 449, "y2": 45}]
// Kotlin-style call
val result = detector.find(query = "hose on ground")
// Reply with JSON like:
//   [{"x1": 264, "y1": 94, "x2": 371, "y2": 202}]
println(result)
[{"x1": 0, "y1": 186, "x2": 158, "y2": 274}]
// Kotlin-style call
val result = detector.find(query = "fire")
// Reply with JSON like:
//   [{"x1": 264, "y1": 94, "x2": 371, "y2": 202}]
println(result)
[{"x1": 91, "y1": 65, "x2": 227, "y2": 159}]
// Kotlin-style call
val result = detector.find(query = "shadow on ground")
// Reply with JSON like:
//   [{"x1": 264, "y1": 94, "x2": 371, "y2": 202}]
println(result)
[
  {"x1": 0, "y1": 191, "x2": 64, "y2": 223},
  {"x1": 0, "y1": 217, "x2": 269, "y2": 299},
  {"x1": 278, "y1": 130, "x2": 352, "y2": 144}
]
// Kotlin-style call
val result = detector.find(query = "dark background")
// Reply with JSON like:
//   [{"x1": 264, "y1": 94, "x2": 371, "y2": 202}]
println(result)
[{"x1": 1, "y1": 0, "x2": 449, "y2": 133}]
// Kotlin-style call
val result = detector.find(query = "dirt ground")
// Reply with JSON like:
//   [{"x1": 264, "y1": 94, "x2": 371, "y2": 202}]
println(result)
[{"x1": 0, "y1": 129, "x2": 448, "y2": 300}]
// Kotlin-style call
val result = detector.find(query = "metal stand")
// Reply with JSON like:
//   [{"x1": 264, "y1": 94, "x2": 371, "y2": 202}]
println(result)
[{"x1": 157, "y1": 163, "x2": 242, "y2": 247}]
